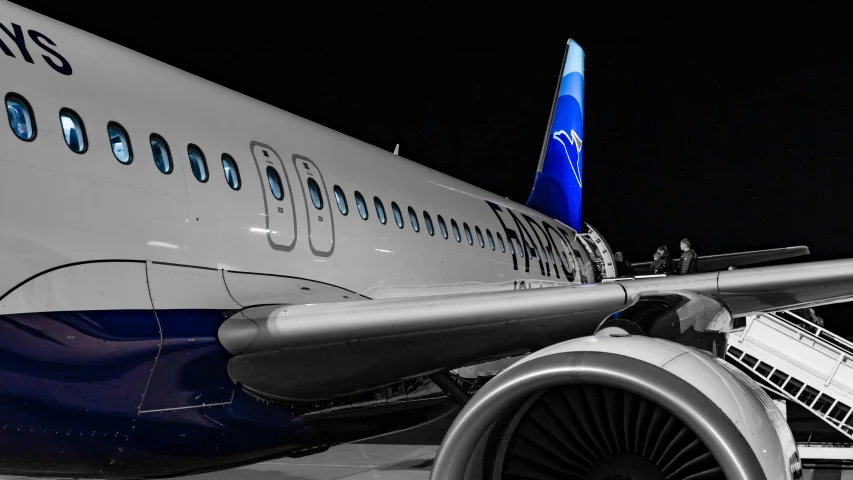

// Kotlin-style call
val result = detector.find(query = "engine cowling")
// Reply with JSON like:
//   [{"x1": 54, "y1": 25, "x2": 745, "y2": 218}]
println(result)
[{"x1": 430, "y1": 335, "x2": 800, "y2": 480}]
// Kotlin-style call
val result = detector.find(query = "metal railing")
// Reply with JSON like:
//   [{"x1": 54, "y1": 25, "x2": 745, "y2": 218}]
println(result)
[{"x1": 727, "y1": 311, "x2": 853, "y2": 444}]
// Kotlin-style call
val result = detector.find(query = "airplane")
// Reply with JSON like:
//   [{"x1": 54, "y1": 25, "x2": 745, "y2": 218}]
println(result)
[{"x1": 0, "y1": 1, "x2": 848, "y2": 479}]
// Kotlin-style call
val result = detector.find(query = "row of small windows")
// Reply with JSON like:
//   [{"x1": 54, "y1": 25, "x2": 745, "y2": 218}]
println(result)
[
  {"x1": 7, "y1": 92, "x2": 577, "y2": 271},
  {"x1": 5, "y1": 93, "x2": 242, "y2": 190},
  {"x1": 333, "y1": 185, "x2": 584, "y2": 274},
  {"x1": 330, "y1": 185, "x2": 510, "y2": 254},
  {"x1": 256, "y1": 161, "x2": 537, "y2": 263}
]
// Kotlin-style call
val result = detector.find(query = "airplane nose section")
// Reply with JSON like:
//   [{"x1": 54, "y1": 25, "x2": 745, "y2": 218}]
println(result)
[{"x1": 218, "y1": 314, "x2": 259, "y2": 355}]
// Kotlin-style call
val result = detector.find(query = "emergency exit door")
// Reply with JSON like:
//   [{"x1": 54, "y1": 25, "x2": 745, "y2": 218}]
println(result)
[
  {"x1": 292, "y1": 154, "x2": 335, "y2": 256},
  {"x1": 251, "y1": 142, "x2": 297, "y2": 251}
]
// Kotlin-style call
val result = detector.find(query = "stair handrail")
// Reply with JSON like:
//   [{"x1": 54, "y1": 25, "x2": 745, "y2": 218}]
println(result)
[{"x1": 768, "y1": 311, "x2": 853, "y2": 359}]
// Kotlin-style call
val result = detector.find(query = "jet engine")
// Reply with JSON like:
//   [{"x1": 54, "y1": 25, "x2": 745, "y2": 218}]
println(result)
[{"x1": 430, "y1": 335, "x2": 801, "y2": 480}]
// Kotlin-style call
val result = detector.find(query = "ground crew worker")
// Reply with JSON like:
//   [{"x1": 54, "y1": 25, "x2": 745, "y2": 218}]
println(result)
[
  {"x1": 614, "y1": 252, "x2": 636, "y2": 277},
  {"x1": 651, "y1": 252, "x2": 666, "y2": 274},
  {"x1": 792, "y1": 307, "x2": 826, "y2": 328},
  {"x1": 657, "y1": 246, "x2": 673, "y2": 274},
  {"x1": 678, "y1": 238, "x2": 699, "y2": 274}
]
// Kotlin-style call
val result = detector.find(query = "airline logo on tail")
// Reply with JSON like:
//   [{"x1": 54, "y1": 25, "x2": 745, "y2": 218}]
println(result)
[
  {"x1": 552, "y1": 129, "x2": 582, "y2": 188},
  {"x1": 525, "y1": 40, "x2": 585, "y2": 231}
]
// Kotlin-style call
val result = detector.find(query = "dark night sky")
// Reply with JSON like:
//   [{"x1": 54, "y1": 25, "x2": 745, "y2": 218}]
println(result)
[{"x1": 10, "y1": 3, "x2": 853, "y2": 326}]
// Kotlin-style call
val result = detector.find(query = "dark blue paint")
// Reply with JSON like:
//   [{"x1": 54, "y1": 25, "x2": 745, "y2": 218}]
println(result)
[
  {"x1": 0, "y1": 308, "x2": 452, "y2": 478},
  {"x1": 0, "y1": 308, "x2": 310, "y2": 477},
  {"x1": 140, "y1": 309, "x2": 235, "y2": 411},
  {"x1": 0, "y1": 22, "x2": 73, "y2": 75},
  {"x1": 527, "y1": 70, "x2": 584, "y2": 231},
  {"x1": 28, "y1": 29, "x2": 73, "y2": 76}
]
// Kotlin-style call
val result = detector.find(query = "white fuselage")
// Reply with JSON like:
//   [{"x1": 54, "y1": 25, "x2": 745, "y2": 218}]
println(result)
[{"x1": 0, "y1": 1, "x2": 595, "y2": 313}]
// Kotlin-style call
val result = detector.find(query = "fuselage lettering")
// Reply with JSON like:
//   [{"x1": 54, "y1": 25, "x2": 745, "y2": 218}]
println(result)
[
  {"x1": 507, "y1": 210, "x2": 545, "y2": 277},
  {"x1": 0, "y1": 22, "x2": 29, "y2": 61},
  {"x1": 487, "y1": 200, "x2": 585, "y2": 283},
  {"x1": 0, "y1": 22, "x2": 72, "y2": 76},
  {"x1": 542, "y1": 220, "x2": 575, "y2": 281},
  {"x1": 522, "y1": 213, "x2": 558, "y2": 279},
  {"x1": 486, "y1": 200, "x2": 523, "y2": 272}
]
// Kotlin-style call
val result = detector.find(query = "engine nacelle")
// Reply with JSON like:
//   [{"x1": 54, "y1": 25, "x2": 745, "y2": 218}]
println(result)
[{"x1": 430, "y1": 335, "x2": 801, "y2": 480}]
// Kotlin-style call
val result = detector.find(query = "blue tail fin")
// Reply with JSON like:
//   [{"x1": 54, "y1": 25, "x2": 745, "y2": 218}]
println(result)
[{"x1": 525, "y1": 39, "x2": 585, "y2": 231}]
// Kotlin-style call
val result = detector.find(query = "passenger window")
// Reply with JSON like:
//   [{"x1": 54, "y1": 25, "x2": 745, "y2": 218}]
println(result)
[
  {"x1": 334, "y1": 186, "x2": 348, "y2": 215},
  {"x1": 374, "y1": 197, "x2": 387, "y2": 224},
  {"x1": 408, "y1": 207, "x2": 420, "y2": 232},
  {"x1": 545, "y1": 248, "x2": 556, "y2": 266},
  {"x1": 5, "y1": 94, "x2": 35, "y2": 141},
  {"x1": 438, "y1": 215, "x2": 448, "y2": 239},
  {"x1": 266, "y1": 166, "x2": 284, "y2": 200},
  {"x1": 107, "y1": 122, "x2": 132, "y2": 164},
  {"x1": 391, "y1": 202, "x2": 404, "y2": 228},
  {"x1": 150, "y1": 134, "x2": 172, "y2": 174},
  {"x1": 187, "y1": 144, "x2": 208, "y2": 182},
  {"x1": 463, "y1": 223, "x2": 473, "y2": 245},
  {"x1": 486, "y1": 229, "x2": 495, "y2": 250},
  {"x1": 221, "y1": 154, "x2": 241, "y2": 190},
  {"x1": 497, "y1": 233, "x2": 505, "y2": 253},
  {"x1": 475, "y1": 227, "x2": 485, "y2": 248},
  {"x1": 59, "y1": 109, "x2": 87, "y2": 153},
  {"x1": 423, "y1": 211, "x2": 434, "y2": 236},
  {"x1": 307, "y1": 178, "x2": 323, "y2": 209},
  {"x1": 451, "y1": 220, "x2": 461, "y2": 242},
  {"x1": 508, "y1": 238, "x2": 516, "y2": 256},
  {"x1": 354, "y1": 191, "x2": 368, "y2": 220}
]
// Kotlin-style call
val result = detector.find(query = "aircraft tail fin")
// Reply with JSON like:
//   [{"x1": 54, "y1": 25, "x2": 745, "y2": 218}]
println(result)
[{"x1": 525, "y1": 39, "x2": 585, "y2": 231}]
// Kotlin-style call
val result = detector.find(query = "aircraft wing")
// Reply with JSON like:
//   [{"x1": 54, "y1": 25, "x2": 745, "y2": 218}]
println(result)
[
  {"x1": 219, "y1": 258, "x2": 853, "y2": 401},
  {"x1": 632, "y1": 245, "x2": 810, "y2": 274}
]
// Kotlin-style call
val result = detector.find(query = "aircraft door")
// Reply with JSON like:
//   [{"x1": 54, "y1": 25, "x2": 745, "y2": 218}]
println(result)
[
  {"x1": 557, "y1": 238, "x2": 580, "y2": 283},
  {"x1": 585, "y1": 223, "x2": 618, "y2": 279},
  {"x1": 292, "y1": 154, "x2": 335, "y2": 256},
  {"x1": 574, "y1": 234, "x2": 605, "y2": 282},
  {"x1": 251, "y1": 142, "x2": 297, "y2": 251}
]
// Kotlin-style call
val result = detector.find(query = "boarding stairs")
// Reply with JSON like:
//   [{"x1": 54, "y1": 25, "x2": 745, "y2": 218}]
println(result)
[{"x1": 726, "y1": 310, "x2": 853, "y2": 461}]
